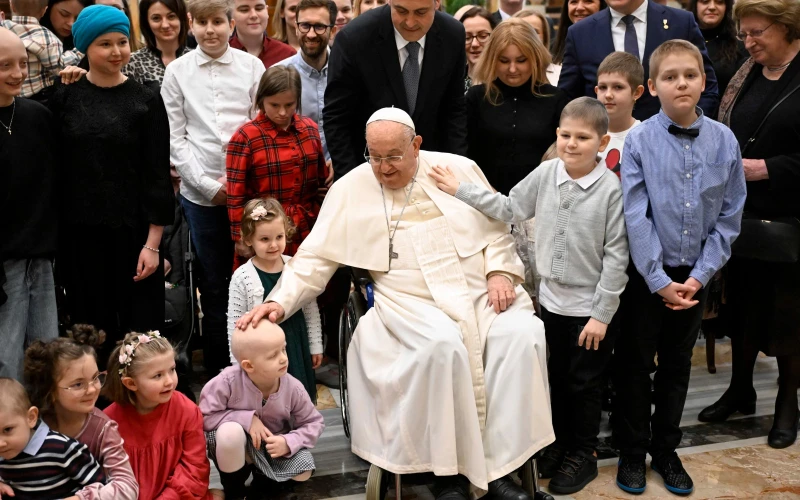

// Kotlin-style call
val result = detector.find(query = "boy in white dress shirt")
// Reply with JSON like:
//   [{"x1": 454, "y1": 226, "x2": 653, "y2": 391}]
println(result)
[{"x1": 161, "y1": 0, "x2": 266, "y2": 375}]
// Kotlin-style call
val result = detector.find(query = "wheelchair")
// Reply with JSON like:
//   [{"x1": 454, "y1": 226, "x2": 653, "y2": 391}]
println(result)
[{"x1": 338, "y1": 270, "x2": 554, "y2": 500}]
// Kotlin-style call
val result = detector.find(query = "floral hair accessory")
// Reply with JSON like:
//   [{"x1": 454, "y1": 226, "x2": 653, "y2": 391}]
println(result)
[
  {"x1": 118, "y1": 330, "x2": 162, "y2": 375},
  {"x1": 250, "y1": 206, "x2": 274, "y2": 221}
]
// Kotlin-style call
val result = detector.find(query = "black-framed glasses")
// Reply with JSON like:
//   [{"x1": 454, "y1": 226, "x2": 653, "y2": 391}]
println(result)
[
  {"x1": 735, "y1": 22, "x2": 774, "y2": 41},
  {"x1": 364, "y1": 138, "x2": 414, "y2": 166},
  {"x1": 59, "y1": 372, "x2": 107, "y2": 394},
  {"x1": 465, "y1": 31, "x2": 491, "y2": 44},
  {"x1": 297, "y1": 22, "x2": 333, "y2": 34}
]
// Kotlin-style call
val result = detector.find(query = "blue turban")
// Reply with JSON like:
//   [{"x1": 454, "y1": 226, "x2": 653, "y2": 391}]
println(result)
[{"x1": 72, "y1": 5, "x2": 131, "y2": 54}]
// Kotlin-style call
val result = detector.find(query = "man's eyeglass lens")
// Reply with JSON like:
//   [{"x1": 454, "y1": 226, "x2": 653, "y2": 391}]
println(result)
[{"x1": 298, "y1": 22, "x2": 332, "y2": 34}]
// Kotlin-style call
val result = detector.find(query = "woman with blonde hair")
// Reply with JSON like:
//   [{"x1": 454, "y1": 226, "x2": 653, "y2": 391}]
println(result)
[
  {"x1": 513, "y1": 7, "x2": 561, "y2": 85},
  {"x1": 272, "y1": 0, "x2": 301, "y2": 50},
  {"x1": 467, "y1": 18, "x2": 567, "y2": 195}
]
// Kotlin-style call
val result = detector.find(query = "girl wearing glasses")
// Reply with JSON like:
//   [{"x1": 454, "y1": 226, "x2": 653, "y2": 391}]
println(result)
[
  {"x1": 22, "y1": 325, "x2": 139, "y2": 500},
  {"x1": 226, "y1": 65, "x2": 328, "y2": 270},
  {"x1": 460, "y1": 6, "x2": 497, "y2": 91}
]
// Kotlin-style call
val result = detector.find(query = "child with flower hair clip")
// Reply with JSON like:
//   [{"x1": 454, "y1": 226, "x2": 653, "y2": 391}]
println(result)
[
  {"x1": 226, "y1": 198, "x2": 323, "y2": 403},
  {"x1": 103, "y1": 331, "x2": 221, "y2": 500}
]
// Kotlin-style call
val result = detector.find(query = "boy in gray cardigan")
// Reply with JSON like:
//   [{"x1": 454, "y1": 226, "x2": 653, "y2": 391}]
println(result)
[{"x1": 430, "y1": 97, "x2": 629, "y2": 495}]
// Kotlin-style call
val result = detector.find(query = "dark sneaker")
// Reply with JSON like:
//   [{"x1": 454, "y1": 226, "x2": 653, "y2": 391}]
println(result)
[
  {"x1": 616, "y1": 454, "x2": 646, "y2": 494},
  {"x1": 537, "y1": 445, "x2": 567, "y2": 479},
  {"x1": 547, "y1": 452, "x2": 598, "y2": 494},
  {"x1": 651, "y1": 453, "x2": 694, "y2": 496}
]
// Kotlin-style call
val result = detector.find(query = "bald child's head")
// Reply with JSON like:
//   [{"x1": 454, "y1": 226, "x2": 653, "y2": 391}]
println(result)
[
  {"x1": 0, "y1": 28, "x2": 27, "y2": 102},
  {"x1": 231, "y1": 321, "x2": 289, "y2": 381}
]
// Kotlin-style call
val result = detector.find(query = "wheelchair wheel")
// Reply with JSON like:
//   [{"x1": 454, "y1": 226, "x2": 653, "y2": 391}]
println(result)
[
  {"x1": 521, "y1": 460, "x2": 555, "y2": 500},
  {"x1": 339, "y1": 290, "x2": 368, "y2": 439},
  {"x1": 365, "y1": 464, "x2": 391, "y2": 500}
]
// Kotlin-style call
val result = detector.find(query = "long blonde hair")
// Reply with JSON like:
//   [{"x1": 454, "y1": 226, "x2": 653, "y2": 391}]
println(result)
[{"x1": 474, "y1": 18, "x2": 552, "y2": 105}]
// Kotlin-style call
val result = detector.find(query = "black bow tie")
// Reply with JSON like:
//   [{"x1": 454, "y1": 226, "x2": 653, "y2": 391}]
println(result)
[{"x1": 668, "y1": 125, "x2": 699, "y2": 138}]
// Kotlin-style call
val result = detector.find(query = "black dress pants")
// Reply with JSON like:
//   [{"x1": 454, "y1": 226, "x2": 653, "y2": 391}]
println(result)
[
  {"x1": 612, "y1": 266, "x2": 709, "y2": 458},
  {"x1": 541, "y1": 306, "x2": 618, "y2": 455}
]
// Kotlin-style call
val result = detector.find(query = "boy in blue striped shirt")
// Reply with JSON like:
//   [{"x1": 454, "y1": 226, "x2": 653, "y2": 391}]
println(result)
[
  {"x1": 0, "y1": 378, "x2": 106, "y2": 499},
  {"x1": 614, "y1": 40, "x2": 746, "y2": 497}
]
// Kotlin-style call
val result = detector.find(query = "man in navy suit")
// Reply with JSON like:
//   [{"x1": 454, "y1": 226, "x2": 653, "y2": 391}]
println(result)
[{"x1": 558, "y1": 0, "x2": 718, "y2": 119}]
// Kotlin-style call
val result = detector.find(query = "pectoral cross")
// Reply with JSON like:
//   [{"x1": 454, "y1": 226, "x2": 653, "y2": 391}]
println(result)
[{"x1": 390, "y1": 242, "x2": 399, "y2": 261}]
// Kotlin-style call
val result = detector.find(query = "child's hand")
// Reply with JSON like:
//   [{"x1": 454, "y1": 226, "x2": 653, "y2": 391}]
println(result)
[
  {"x1": 578, "y1": 318, "x2": 608, "y2": 350},
  {"x1": 265, "y1": 434, "x2": 290, "y2": 458},
  {"x1": 428, "y1": 165, "x2": 460, "y2": 196},
  {"x1": 657, "y1": 281, "x2": 699, "y2": 310},
  {"x1": 663, "y1": 277, "x2": 703, "y2": 311},
  {"x1": 0, "y1": 481, "x2": 14, "y2": 497},
  {"x1": 311, "y1": 354, "x2": 323, "y2": 369},
  {"x1": 249, "y1": 415, "x2": 272, "y2": 450},
  {"x1": 59, "y1": 65, "x2": 86, "y2": 84}
]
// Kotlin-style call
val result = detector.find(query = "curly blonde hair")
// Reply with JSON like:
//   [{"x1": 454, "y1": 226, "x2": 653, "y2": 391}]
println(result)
[{"x1": 240, "y1": 198, "x2": 297, "y2": 244}]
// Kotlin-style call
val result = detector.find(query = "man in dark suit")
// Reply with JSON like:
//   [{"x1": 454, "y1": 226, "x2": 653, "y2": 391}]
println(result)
[
  {"x1": 490, "y1": 0, "x2": 523, "y2": 23},
  {"x1": 323, "y1": 0, "x2": 468, "y2": 179},
  {"x1": 558, "y1": 0, "x2": 719, "y2": 119}
]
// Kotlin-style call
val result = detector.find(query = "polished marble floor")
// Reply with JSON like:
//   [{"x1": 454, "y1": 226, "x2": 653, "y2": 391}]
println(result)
[{"x1": 205, "y1": 339, "x2": 800, "y2": 500}]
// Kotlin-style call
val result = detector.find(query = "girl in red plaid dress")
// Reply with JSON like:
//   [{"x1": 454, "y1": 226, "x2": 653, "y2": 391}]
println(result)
[{"x1": 226, "y1": 65, "x2": 329, "y2": 270}]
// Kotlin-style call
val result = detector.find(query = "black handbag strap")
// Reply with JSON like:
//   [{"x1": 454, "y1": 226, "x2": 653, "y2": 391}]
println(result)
[{"x1": 742, "y1": 81, "x2": 800, "y2": 156}]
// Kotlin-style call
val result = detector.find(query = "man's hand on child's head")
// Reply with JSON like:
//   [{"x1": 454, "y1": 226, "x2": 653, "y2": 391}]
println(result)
[
  {"x1": 578, "y1": 318, "x2": 608, "y2": 350},
  {"x1": 428, "y1": 165, "x2": 460, "y2": 196},
  {"x1": 266, "y1": 435, "x2": 290, "y2": 458},
  {"x1": 249, "y1": 415, "x2": 272, "y2": 450},
  {"x1": 658, "y1": 281, "x2": 700, "y2": 311}
]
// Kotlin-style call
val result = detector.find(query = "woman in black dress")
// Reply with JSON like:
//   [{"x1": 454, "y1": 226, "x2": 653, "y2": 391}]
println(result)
[
  {"x1": 49, "y1": 5, "x2": 173, "y2": 366},
  {"x1": 698, "y1": 0, "x2": 800, "y2": 449},
  {"x1": 689, "y1": 0, "x2": 748, "y2": 96},
  {"x1": 466, "y1": 18, "x2": 567, "y2": 195}
]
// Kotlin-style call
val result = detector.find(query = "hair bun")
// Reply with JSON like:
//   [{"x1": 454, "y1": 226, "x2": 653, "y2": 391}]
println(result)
[{"x1": 68, "y1": 324, "x2": 106, "y2": 348}]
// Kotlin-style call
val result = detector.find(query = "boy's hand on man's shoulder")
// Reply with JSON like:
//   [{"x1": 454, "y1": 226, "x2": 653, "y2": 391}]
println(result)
[{"x1": 429, "y1": 165, "x2": 460, "y2": 196}]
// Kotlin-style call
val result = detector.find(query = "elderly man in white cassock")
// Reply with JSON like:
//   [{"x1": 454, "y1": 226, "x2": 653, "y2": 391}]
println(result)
[{"x1": 236, "y1": 107, "x2": 553, "y2": 500}]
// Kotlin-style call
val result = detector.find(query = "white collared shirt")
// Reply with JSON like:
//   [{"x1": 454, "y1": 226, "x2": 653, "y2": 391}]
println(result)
[
  {"x1": 538, "y1": 160, "x2": 608, "y2": 318},
  {"x1": 161, "y1": 45, "x2": 266, "y2": 206},
  {"x1": 609, "y1": 0, "x2": 647, "y2": 60},
  {"x1": 394, "y1": 28, "x2": 427, "y2": 72}
]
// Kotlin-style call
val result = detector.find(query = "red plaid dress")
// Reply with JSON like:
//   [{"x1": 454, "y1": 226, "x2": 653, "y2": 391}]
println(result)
[{"x1": 227, "y1": 113, "x2": 327, "y2": 269}]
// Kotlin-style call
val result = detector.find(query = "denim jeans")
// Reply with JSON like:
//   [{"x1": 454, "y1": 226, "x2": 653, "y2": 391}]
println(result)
[
  {"x1": 179, "y1": 196, "x2": 233, "y2": 374},
  {"x1": 0, "y1": 259, "x2": 58, "y2": 380}
]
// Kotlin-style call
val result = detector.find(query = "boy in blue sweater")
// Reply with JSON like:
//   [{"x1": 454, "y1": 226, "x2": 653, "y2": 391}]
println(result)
[{"x1": 615, "y1": 40, "x2": 746, "y2": 496}]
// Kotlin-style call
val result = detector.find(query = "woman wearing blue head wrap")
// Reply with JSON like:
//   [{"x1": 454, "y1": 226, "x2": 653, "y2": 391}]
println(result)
[{"x1": 48, "y1": 3, "x2": 175, "y2": 371}]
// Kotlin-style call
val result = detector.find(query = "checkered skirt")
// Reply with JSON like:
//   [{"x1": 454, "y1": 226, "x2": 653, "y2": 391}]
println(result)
[{"x1": 206, "y1": 430, "x2": 316, "y2": 482}]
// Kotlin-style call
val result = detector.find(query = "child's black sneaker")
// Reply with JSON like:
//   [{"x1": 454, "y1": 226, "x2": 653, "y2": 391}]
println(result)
[
  {"x1": 547, "y1": 451, "x2": 598, "y2": 494},
  {"x1": 536, "y1": 444, "x2": 566, "y2": 479},
  {"x1": 651, "y1": 453, "x2": 694, "y2": 496},
  {"x1": 616, "y1": 454, "x2": 646, "y2": 494}
]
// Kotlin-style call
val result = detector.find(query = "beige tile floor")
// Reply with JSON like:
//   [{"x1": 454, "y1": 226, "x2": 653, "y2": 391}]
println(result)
[{"x1": 560, "y1": 441, "x2": 800, "y2": 500}]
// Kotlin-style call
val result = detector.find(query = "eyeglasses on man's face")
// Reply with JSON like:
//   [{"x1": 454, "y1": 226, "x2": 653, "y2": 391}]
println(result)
[
  {"x1": 364, "y1": 138, "x2": 415, "y2": 167},
  {"x1": 735, "y1": 22, "x2": 775, "y2": 41},
  {"x1": 465, "y1": 31, "x2": 491, "y2": 45},
  {"x1": 297, "y1": 22, "x2": 333, "y2": 34},
  {"x1": 59, "y1": 372, "x2": 107, "y2": 395}
]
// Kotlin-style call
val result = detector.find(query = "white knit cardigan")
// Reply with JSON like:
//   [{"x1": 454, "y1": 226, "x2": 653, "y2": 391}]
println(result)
[{"x1": 227, "y1": 256, "x2": 323, "y2": 364}]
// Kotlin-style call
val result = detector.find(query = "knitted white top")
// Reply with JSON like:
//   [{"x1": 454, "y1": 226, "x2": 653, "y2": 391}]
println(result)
[{"x1": 227, "y1": 256, "x2": 323, "y2": 364}]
